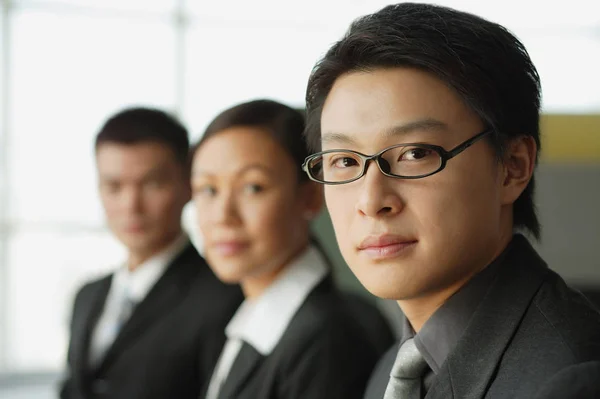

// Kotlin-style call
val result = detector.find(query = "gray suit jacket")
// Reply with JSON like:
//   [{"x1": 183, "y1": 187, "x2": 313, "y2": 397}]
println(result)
[{"x1": 364, "y1": 235, "x2": 600, "y2": 399}]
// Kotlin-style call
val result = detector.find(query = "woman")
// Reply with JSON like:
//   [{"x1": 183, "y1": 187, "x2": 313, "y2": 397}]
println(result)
[{"x1": 191, "y1": 99, "x2": 392, "y2": 399}]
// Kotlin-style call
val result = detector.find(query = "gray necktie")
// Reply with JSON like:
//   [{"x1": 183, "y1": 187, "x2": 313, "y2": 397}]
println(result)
[
  {"x1": 383, "y1": 338, "x2": 428, "y2": 399},
  {"x1": 90, "y1": 292, "x2": 136, "y2": 366},
  {"x1": 115, "y1": 296, "x2": 136, "y2": 330}
]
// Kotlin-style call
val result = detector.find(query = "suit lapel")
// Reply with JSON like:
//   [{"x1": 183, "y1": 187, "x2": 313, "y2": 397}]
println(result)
[
  {"x1": 426, "y1": 236, "x2": 549, "y2": 399},
  {"x1": 96, "y1": 244, "x2": 198, "y2": 373},
  {"x1": 218, "y1": 342, "x2": 263, "y2": 399},
  {"x1": 71, "y1": 277, "x2": 111, "y2": 381},
  {"x1": 364, "y1": 344, "x2": 399, "y2": 399}
]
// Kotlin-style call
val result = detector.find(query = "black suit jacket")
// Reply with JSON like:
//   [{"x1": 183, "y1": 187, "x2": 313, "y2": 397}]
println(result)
[
  {"x1": 211, "y1": 277, "x2": 393, "y2": 399},
  {"x1": 364, "y1": 235, "x2": 600, "y2": 399},
  {"x1": 60, "y1": 243, "x2": 243, "y2": 399}
]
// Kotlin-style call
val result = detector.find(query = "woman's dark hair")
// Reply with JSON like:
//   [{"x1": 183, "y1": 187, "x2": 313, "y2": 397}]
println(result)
[
  {"x1": 192, "y1": 99, "x2": 309, "y2": 182},
  {"x1": 304, "y1": 3, "x2": 541, "y2": 238}
]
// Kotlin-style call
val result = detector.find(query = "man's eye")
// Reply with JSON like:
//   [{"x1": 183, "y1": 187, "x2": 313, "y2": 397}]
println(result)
[
  {"x1": 399, "y1": 147, "x2": 434, "y2": 161},
  {"x1": 104, "y1": 182, "x2": 121, "y2": 193},
  {"x1": 330, "y1": 156, "x2": 360, "y2": 168}
]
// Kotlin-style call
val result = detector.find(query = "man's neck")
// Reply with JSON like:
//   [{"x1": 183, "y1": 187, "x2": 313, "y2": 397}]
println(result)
[
  {"x1": 399, "y1": 232, "x2": 513, "y2": 332},
  {"x1": 398, "y1": 272, "x2": 477, "y2": 332},
  {"x1": 127, "y1": 230, "x2": 183, "y2": 272}
]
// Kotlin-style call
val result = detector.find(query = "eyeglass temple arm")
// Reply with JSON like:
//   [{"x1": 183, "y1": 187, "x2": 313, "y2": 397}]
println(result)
[{"x1": 446, "y1": 129, "x2": 494, "y2": 159}]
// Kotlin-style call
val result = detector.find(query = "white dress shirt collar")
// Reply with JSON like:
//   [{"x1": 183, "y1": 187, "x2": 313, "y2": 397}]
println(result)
[{"x1": 225, "y1": 245, "x2": 329, "y2": 356}]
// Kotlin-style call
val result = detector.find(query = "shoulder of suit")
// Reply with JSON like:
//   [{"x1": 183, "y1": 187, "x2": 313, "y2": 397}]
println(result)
[
  {"x1": 177, "y1": 246, "x2": 244, "y2": 310},
  {"x1": 530, "y1": 271, "x2": 600, "y2": 361},
  {"x1": 269, "y1": 289, "x2": 389, "y2": 390},
  {"x1": 177, "y1": 245, "x2": 238, "y2": 288},
  {"x1": 160, "y1": 242, "x2": 213, "y2": 284},
  {"x1": 69, "y1": 273, "x2": 113, "y2": 315},
  {"x1": 277, "y1": 285, "x2": 368, "y2": 350},
  {"x1": 532, "y1": 361, "x2": 600, "y2": 399},
  {"x1": 77, "y1": 272, "x2": 112, "y2": 295},
  {"x1": 374, "y1": 343, "x2": 400, "y2": 377}
]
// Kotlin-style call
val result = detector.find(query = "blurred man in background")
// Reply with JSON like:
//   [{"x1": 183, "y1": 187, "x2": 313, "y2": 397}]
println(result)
[{"x1": 60, "y1": 108, "x2": 242, "y2": 399}]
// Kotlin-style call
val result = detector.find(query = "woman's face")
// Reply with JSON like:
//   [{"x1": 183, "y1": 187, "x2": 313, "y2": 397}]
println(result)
[{"x1": 192, "y1": 127, "x2": 321, "y2": 286}]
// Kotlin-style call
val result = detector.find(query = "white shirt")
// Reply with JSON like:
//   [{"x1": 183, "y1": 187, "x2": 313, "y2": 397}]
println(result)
[
  {"x1": 205, "y1": 245, "x2": 328, "y2": 399},
  {"x1": 88, "y1": 233, "x2": 190, "y2": 367}
]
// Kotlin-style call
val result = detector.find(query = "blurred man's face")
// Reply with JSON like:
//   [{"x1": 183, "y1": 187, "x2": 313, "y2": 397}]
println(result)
[
  {"x1": 96, "y1": 141, "x2": 190, "y2": 259},
  {"x1": 320, "y1": 67, "x2": 515, "y2": 301}
]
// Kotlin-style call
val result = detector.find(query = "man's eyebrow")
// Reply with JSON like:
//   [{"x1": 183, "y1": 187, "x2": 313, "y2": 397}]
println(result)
[
  {"x1": 143, "y1": 167, "x2": 169, "y2": 178},
  {"x1": 321, "y1": 118, "x2": 448, "y2": 147},
  {"x1": 320, "y1": 132, "x2": 358, "y2": 147},
  {"x1": 382, "y1": 118, "x2": 448, "y2": 138}
]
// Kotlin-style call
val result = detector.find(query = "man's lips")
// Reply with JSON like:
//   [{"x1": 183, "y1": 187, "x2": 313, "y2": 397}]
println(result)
[
  {"x1": 124, "y1": 224, "x2": 145, "y2": 233},
  {"x1": 358, "y1": 235, "x2": 418, "y2": 259}
]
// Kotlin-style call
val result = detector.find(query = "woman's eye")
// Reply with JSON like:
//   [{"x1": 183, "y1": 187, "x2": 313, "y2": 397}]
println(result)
[
  {"x1": 144, "y1": 179, "x2": 162, "y2": 189},
  {"x1": 195, "y1": 185, "x2": 217, "y2": 197},
  {"x1": 243, "y1": 184, "x2": 264, "y2": 194}
]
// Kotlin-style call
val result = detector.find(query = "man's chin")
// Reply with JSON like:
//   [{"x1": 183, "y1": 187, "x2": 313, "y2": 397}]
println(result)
[
  {"x1": 119, "y1": 234, "x2": 154, "y2": 253},
  {"x1": 351, "y1": 267, "x2": 417, "y2": 300},
  {"x1": 364, "y1": 284, "x2": 409, "y2": 300}
]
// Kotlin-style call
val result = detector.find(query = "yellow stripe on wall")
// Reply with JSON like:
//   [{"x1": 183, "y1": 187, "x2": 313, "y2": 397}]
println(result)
[{"x1": 541, "y1": 114, "x2": 600, "y2": 162}]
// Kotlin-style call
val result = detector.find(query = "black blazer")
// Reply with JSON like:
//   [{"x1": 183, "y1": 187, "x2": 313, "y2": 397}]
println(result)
[
  {"x1": 60, "y1": 243, "x2": 243, "y2": 399},
  {"x1": 364, "y1": 235, "x2": 600, "y2": 399},
  {"x1": 209, "y1": 276, "x2": 393, "y2": 399}
]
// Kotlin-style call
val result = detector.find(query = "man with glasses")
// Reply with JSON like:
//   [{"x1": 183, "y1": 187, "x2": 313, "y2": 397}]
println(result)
[{"x1": 303, "y1": 3, "x2": 600, "y2": 398}]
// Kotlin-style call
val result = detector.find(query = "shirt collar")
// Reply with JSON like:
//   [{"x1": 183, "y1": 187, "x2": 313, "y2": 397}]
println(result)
[
  {"x1": 113, "y1": 233, "x2": 189, "y2": 302},
  {"x1": 406, "y1": 238, "x2": 513, "y2": 373},
  {"x1": 225, "y1": 245, "x2": 328, "y2": 356}
]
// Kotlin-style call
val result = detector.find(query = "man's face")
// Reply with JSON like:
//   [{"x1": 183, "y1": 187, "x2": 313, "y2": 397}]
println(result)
[
  {"x1": 96, "y1": 141, "x2": 190, "y2": 256},
  {"x1": 320, "y1": 67, "x2": 510, "y2": 301}
]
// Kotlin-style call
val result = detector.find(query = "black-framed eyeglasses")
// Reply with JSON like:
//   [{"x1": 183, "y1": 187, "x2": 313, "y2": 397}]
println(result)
[{"x1": 302, "y1": 129, "x2": 493, "y2": 185}]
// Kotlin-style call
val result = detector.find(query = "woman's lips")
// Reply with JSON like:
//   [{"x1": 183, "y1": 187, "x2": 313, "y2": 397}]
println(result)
[{"x1": 211, "y1": 241, "x2": 250, "y2": 256}]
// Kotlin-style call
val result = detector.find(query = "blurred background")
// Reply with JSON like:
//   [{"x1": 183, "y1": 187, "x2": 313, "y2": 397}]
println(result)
[{"x1": 0, "y1": 0, "x2": 598, "y2": 397}]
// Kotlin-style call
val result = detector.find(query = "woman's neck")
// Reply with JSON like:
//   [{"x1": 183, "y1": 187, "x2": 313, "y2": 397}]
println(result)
[{"x1": 241, "y1": 241, "x2": 309, "y2": 299}]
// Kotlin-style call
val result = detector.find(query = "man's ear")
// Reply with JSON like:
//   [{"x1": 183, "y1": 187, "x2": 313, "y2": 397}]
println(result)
[
  {"x1": 300, "y1": 181, "x2": 324, "y2": 221},
  {"x1": 501, "y1": 135, "x2": 537, "y2": 205}
]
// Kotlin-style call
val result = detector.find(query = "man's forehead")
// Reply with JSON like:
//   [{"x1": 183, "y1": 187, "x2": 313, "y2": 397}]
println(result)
[
  {"x1": 96, "y1": 146, "x2": 176, "y2": 179},
  {"x1": 321, "y1": 118, "x2": 449, "y2": 148}
]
